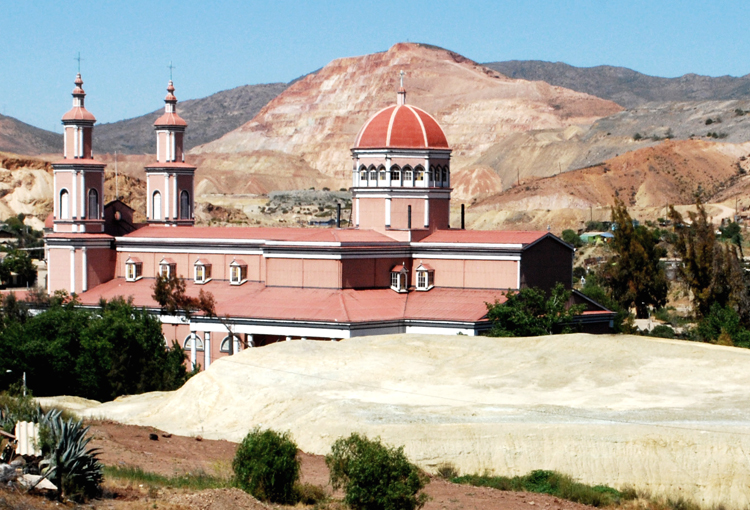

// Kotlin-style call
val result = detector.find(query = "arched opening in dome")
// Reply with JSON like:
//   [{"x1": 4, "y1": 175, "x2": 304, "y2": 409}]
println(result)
[
  {"x1": 403, "y1": 166, "x2": 413, "y2": 187},
  {"x1": 415, "y1": 165, "x2": 425, "y2": 185},
  {"x1": 390, "y1": 165, "x2": 401, "y2": 185}
]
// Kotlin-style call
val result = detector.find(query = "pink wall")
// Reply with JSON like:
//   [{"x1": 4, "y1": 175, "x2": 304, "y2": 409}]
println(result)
[
  {"x1": 342, "y1": 257, "x2": 407, "y2": 289},
  {"x1": 416, "y1": 258, "x2": 518, "y2": 289},
  {"x1": 266, "y1": 258, "x2": 341, "y2": 288},
  {"x1": 87, "y1": 248, "x2": 115, "y2": 289},
  {"x1": 390, "y1": 198, "x2": 425, "y2": 230},
  {"x1": 48, "y1": 248, "x2": 71, "y2": 294},
  {"x1": 357, "y1": 198, "x2": 385, "y2": 230}
]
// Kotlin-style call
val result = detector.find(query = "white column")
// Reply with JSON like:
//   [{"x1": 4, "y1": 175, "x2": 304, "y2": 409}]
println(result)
[
  {"x1": 81, "y1": 247, "x2": 87, "y2": 292},
  {"x1": 355, "y1": 198, "x2": 360, "y2": 226},
  {"x1": 69, "y1": 248, "x2": 75, "y2": 294},
  {"x1": 424, "y1": 198, "x2": 430, "y2": 228},
  {"x1": 73, "y1": 127, "x2": 79, "y2": 159},
  {"x1": 205, "y1": 332, "x2": 211, "y2": 368},
  {"x1": 53, "y1": 173, "x2": 58, "y2": 220},
  {"x1": 247, "y1": 334, "x2": 254, "y2": 348},
  {"x1": 190, "y1": 332, "x2": 197, "y2": 370},
  {"x1": 71, "y1": 171, "x2": 77, "y2": 219},
  {"x1": 172, "y1": 172, "x2": 178, "y2": 220},
  {"x1": 171, "y1": 132, "x2": 176, "y2": 162},
  {"x1": 156, "y1": 132, "x2": 160, "y2": 162},
  {"x1": 234, "y1": 336, "x2": 241, "y2": 353},
  {"x1": 79, "y1": 171, "x2": 85, "y2": 220},
  {"x1": 146, "y1": 175, "x2": 151, "y2": 219},
  {"x1": 385, "y1": 197, "x2": 391, "y2": 227},
  {"x1": 164, "y1": 174, "x2": 170, "y2": 221},
  {"x1": 78, "y1": 127, "x2": 84, "y2": 158},
  {"x1": 286, "y1": 336, "x2": 292, "y2": 341},
  {"x1": 63, "y1": 129, "x2": 67, "y2": 158},
  {"x1": 425, "y1": 157, "x2": 430, "y2": 185}
]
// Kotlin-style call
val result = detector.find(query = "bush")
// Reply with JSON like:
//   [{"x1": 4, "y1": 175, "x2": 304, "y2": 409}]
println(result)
[
  {"x1": 561, "y1": 229, "x2": 582, "y2": 248},
  {"x1": 454, "y1": 470, "x2": 631, "y2": 508},
  {"x1": 649, "y1": 324, "x2": 675, "y2": 339},
  {"x1": 232, "y1": 427, "x2": 299, "y2": 504},
  {"x1": 326, "y1": 433, "x2": 429, "y2": 510}
]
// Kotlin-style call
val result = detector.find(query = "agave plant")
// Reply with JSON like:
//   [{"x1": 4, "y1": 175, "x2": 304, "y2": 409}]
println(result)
[{"x1": 40, "y1": 412, "x2": 103, "y2": 501}]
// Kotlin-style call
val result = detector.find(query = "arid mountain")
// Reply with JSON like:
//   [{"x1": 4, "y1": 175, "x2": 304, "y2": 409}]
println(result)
[
  {"x1": 484, "y1": 61, "x2": 750, "y2": 109},
  {"x1": 0, "y1": 114, "x2": 62, "y2": 156},
  {"x1": 460, "y1": 139, "x2": 750, "y2": 232},
  {"x1": 94, "y1": 83, "x2": 288, "y2": 155},
  {"x1": 192, "y1": 43, "x2": 622, "y2": 185}
]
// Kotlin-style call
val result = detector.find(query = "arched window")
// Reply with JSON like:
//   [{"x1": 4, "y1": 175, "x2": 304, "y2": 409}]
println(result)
[
  {"x1": 59, "y1": 189, "x2": 69, "y2": 220},
  {"x1": 369, "y1": 168, "x2": 377, "y2": 181},
  {"x1": 359, "y1": 166, "x2": 367, "y2": 183},
  {"x1": 443, "y1": 167, "x2": 448, "y2": 183},
  {"x1": 180, "y1": 190, "x2": 190, "y2": 220},
  {"x1": 152, "y1": 191, "x2": 162, "y2": 221},
  {"x1": 390, "y1": 165, "x2": 401, "y2": 182},
  {"x1": 87, "y1": 189, "x2": 99, "y2": 220},
  {"x1": 379, "y1": 170, "x2": 387, "y2": 181},
  {"x1": 431, "y1": 166, "x2": 440, "y2": 184},
  {"x1": 403, "y1": 166, "x2": 413, "y2": 184},
  {"x1": 184, "y1": 334, "x2": 204, "y2": 351},
  {"x1": 220, "y1": 335, "x2": 240, "y2": 353},
  {"x1": 415, "y1": 165, "x2": 425, "y2": 181}
]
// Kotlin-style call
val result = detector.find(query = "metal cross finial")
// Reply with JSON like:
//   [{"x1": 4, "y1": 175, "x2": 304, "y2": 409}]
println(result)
[
  {"x1": 168, "y1": 61, "x2": 176, "y2": 81},
  {"x1": 399, "y1": 70, "x2": 405, "y2": 88},
  {"x1": 75, "y1": 52, "x2": 83, "y2": 73}
]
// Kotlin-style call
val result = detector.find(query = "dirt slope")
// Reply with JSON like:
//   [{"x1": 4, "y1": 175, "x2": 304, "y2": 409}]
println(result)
[
  {"x1": 53, "y1": 333, "x2": 750, "y2": 508},
  {"x1": 0, "y1": 114, "x2": 61, "y2": 155},
  {"x1": 191, "y1": 43, "x2": 621, "y2": 185}
]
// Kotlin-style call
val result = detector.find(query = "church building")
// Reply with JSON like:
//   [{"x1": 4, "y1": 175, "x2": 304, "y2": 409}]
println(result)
[{"x1": 44, "y1": 73, "x2": 614, "y2": 369}]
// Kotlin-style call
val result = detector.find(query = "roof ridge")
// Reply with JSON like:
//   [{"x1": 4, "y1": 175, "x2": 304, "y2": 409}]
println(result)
[
  {"x1": 385, "y1": 105, "x2": 400, "y2": 146},
  {"x1": 406, "y1": 105, "x2": 428, "y2": 148}
]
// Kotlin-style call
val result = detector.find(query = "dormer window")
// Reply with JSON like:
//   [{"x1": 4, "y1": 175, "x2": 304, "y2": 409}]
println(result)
[
  {"x1": 415, "y1": 262, "x2": 435, "y2": 291},
  {"x1": 125, "y1": 256, "x2": 142, "y2": 282},
  {"x1": 230, "y1": 258, "x2": 248, "y2": 285},
  {"x1": 159, "y1": 257, "x2": 176, "y2": 279},
  {"x1": 194, "y1": 258, "x2": 212, "y2": 284},
  {"x1": 390, "y1": 264, "x2": 408, "y2": 293}
]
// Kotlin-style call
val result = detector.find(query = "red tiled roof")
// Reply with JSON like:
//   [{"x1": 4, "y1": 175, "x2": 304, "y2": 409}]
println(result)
[
  {"x1": 76, "y1": 278, "x2": 506, "y2": 324},
  {"x1": 154, "y1": 112, "x2": 187, "y2": 127},
  {"x1": 123, "y1": 226, "x2": 399, "y2": 244},
  {"x1": 45, "y1": 233, "x2": 113, "y2": 240},
  {"x1": 51, "y1": 158, "x2": 106, "y2": 167},
  {"x1": 354, "y1": 105, "x2": 449, "y2": 149},
  {"x1": 62, "y1": 107, "x2": 96, "y2": 122},
  {"x1": 418, "y1": 230, "x2": 551, "y2": 246}
]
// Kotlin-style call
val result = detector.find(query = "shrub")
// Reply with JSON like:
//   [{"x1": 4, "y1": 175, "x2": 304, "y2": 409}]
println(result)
[
  {"x1": 41, "y1": 411, "x2": 103, "y2": 501},
  {"x1": 561, "y1": 229, "x2": 582, "y2": 248},
  {"x1": 436, "y1": 462, "x2": 459, "y2": 480},
  {"x1": 294, "y1": 482, "x2": 328, "y2": 505},
  {"x1": 232, "y1": 427, "x2": 300, "y2": 504},
  {"x1": 649, "y1": 324, "x2": 675, "y2": 339},
  {"x1": 326, "y1": 433, "x2": 429, "y2": 510}
]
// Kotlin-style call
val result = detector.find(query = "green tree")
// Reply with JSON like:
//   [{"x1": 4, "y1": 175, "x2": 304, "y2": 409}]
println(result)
[
  {"x1": 326, "y1": 433, "x2": 429, "y2": 510},
  {"x1": 561, "y1": 229, "x2": 582, "y2": 248},
  {"x1": 486, "y1": 283, "x2": 585, "y2": 337},
  {"x1": 694, "y1": 303, "x2": 750, "y2": 347},
  {"x1": 233, "y1": 427, "x2": 300, "y2": 504},
  {"x1": 669, "y1": 200, "x2": 747, "y2": 319},
  {"x1": 602, "y1": 200, "x2": 667, "y2": 318},
  {"x1": 0, "y1": 250, "x2": 37, "y2": 287}
]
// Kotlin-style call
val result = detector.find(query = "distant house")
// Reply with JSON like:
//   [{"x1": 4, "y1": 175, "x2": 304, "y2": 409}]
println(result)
[
  {"x1": 0, "y1": 228, "x2": 16, "y2": 245},
  {"x1": 580, "y1": 232, "x2": 614, "y2": 244}
]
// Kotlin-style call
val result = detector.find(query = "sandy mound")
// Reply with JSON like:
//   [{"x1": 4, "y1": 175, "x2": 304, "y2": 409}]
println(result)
[{"x1": 57, "y1": 333, "x2": 750, "y2": 507}]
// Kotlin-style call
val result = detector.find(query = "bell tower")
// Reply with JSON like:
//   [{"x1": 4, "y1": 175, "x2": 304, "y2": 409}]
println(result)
[
  {"x1": 52, "y1": 73, "x2": 105, "y2": 233},
  {"x1": 145, "y1": 78, "x2": 195, "y2": 226}
]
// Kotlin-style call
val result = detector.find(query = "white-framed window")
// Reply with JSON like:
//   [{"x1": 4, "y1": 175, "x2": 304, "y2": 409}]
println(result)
[
  {"x1": 360, "y1": 170, "x2": 367, "y2": 182},
  {"x1": 220, "y1": 335, "x2": 240, "y2": 353},
  {"x1": 390, "y1": 265, "x2": 408, "y2": 293},
  {"x1": 230, "y1": 259, "x2": 248, "y2": 285},
  {"x1": 59, "y1": 189, "x2": 70, "y2": 219},
  {"x1": 125, "y1": 256, "x2": 142, "y2": 282},
  {"x1": 390, "y1": 166, "x2": 401, "y2": 182},
  {"x1": 87, "y1": 189, "x2": 99, "y2": 219},
  {"x1": 379, "y1": 169, "x2": 387, "y2": 181},
  {"x1": 152, "y1": 191, "x2": 162, "y2": 221},
  {"x1": 184, "y1": 334, "x2": 204, "y2": 351},
  {"x1": 194, "y1": 258, "x2": 212, "y2": 284},
  {"x1": 159, "y1": 258, "x2": 176, "y2": 279},
  {"x1": 369, "y1": 170, "x2": 377, "y2": 181},
  {"x1": 403, "y1": 167, "x2": 413, "y2": 183},
  {"x1": 179, "y1": 190, "x2": 191, "y2": 220},
  {"x1": 415, "y1": 263, "x2": 435, "y2": 291},
  {"x1": 415, "y1": 166, "x2": 424, "y2": 181}
]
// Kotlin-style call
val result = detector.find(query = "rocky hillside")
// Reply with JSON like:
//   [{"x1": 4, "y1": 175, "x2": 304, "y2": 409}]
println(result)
[
  {"x1": 484, "y1": 60, "x2": 750, "y2": 108},
  {"x1": 0, "y1": 115, "x2": 62, "y2": 156},
  {"x1": 94, "y1": 82, "x2": 288, "y2": 154},
  {"x1": 191, "y1": 43, "x2": 622, "y2": 185},
  {"x1": 459, "y1": 139, "x2": 750, "y2": 232}
]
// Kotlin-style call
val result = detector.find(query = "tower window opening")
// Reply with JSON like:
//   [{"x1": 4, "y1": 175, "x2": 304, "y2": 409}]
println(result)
[
  {"x1": 379, "y1": 170, "x2": 387, "y2": 181},
  {"x1": 59, "y1": 189, "x2": 70, "y2": 220},
  {"x1": 369, "y1": 170, "x2": 377, "y2": 181},
  {"x1": 415, "y1": 166, "x2": 424, "y2": 181},
  {"x1": 88, "y1": 189, "x2": 99, "y2": 220},
  {"x1": 404, "y1": 167, "x2": 413, "y2": 183},
  {"x1": 152, "y1": 191, "x2": 162, "y2": 221},
  {"x1": 390, "y1": 165, "x2": 401, "y2": 182},
  {"x1": 180, "y1": 190, "x2": 190, "y2": 220},
  {"x1": 220, "y1": 334, "x2": 240, "y2": 353},
  {"x1": 442, "y1": 168, "x2": 448, "y2": 182},
  {"x1": 360, "y1": 170, "x2": 367, "y2": 182}
]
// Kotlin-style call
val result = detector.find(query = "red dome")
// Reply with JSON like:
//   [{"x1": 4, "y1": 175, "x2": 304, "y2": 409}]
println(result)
[{"x1": 354, "y1": 105, "x2": 449, "y2": 149}]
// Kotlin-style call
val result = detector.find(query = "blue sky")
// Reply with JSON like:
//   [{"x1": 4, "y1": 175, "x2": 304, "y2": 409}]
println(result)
[{"x1": 3, "y1": 0, "x2": 750, "y2": 131}]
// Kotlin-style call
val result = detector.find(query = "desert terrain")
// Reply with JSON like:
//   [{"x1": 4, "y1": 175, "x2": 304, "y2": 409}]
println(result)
[{"x1": 44, "y1": 333, "x2": 750, "y2": 508}]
